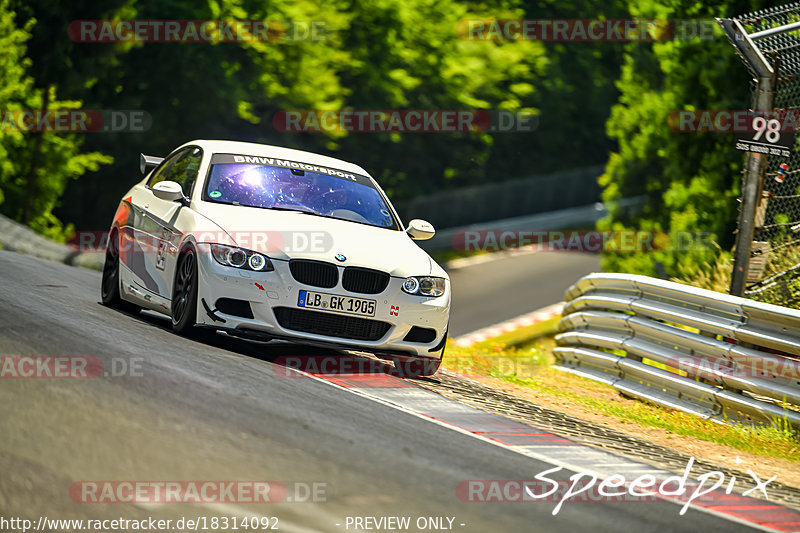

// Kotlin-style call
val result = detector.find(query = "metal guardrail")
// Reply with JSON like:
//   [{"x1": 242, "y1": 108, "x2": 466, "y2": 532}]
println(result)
[
  {"x1": 0, "y1": 214, "x2": 104, "y2": 270},
  {"x1": 394, "y1": 165, "x2": 603, "y2": 230},
  {"x1": 555, "y1": 273, "x2": 800, "y2": 430},
  {"x1": 418, "y1": 196, "x2": 646, "y2": 253}
]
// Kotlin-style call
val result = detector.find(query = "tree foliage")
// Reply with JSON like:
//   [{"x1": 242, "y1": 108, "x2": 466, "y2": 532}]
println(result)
[
  {"x1": 0, "y1": 0, "x2": 111, "y2": 239},
  {"x1": 4, "y1": 0, "x2": 556, "y2": 230},
  {"x1": 0, "y1": 0, "x2": 777, "y2": 270},
  {"x1": 599, "y1": 0, "x2": 766, "y2": 278}
]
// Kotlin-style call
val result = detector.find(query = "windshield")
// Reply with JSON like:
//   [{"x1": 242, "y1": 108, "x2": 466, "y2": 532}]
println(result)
[{"x1": 204, "y1": 160, "x2": 398, "y2": 230}]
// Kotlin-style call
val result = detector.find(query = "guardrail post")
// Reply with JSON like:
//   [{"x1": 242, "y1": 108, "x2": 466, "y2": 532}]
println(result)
[{"x1": 718, "y1": 19, "x2": 776, "y2": 296}]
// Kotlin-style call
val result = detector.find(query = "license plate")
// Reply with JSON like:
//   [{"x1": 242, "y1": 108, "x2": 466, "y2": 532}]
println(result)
[{"x1": 297, "y1": 290, "x2": 376, "y2": 317}]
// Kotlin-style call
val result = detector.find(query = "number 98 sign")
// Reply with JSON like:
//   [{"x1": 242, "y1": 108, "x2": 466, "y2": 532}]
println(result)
[
  {"x1": 735, "y1": 113, "x2": 797, "y2": 157},
  {"x1": 752, "y1": 116, "x2": 782, "y2": 143}
]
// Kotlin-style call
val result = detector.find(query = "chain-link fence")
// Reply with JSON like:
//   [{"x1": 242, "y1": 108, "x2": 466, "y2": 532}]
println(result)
[{"x1": 723, "y1": 4, "x2": 800, "y2": 306}]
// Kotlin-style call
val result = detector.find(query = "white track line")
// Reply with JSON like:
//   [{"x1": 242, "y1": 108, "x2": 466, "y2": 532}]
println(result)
[
  {"x1": 289, "y1": 366, "x2": 783, "y2": 532},
  {"x1": 453, "y1": 302, "x2": 564, "y2": 347}
]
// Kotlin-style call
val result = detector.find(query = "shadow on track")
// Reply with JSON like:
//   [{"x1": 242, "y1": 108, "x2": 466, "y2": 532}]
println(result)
[{"x1": 98, "y1": 302, "x2": 441, "y2": 382}]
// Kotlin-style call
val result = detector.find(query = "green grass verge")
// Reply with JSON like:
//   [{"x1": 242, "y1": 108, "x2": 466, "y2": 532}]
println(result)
[
  {"x1": 502, "y1": 370, "x2": 800, "y2": 462},
  {"x1": 445, "y1": 324, "x2": 800, "y2": 463},
  {"x1": 481, "y1": 316, "x2": 561, "y2": 349}
]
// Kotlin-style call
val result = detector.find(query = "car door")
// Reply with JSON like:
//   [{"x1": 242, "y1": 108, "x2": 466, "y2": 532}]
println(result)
[{"x1": 129, "y1": 146, "x2": 203, "y2": 300}]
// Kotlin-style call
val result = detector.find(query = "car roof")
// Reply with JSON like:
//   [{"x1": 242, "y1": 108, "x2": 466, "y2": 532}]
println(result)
[{"x1": 177, "y1": 140, "x2": 372, "y2": 177}]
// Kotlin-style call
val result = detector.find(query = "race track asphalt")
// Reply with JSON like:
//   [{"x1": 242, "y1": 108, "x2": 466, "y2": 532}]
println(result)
[{"x1": 0, "y1": 251, "x2": 757, "y2": 532}]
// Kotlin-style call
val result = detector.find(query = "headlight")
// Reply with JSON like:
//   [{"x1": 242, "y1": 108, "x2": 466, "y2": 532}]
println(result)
[
  {"x1": 248, "y1": 253, "x2": 267, "y2": 271},
  {"x1": 402, "y1": 277, "x2": 419, "y2": 294},
  {"x1": 210, "y1": 244, "x2": 274, "y2": 272},
  {"x1": 402, "y1": 276, "x2": 446, "y2": 297}
]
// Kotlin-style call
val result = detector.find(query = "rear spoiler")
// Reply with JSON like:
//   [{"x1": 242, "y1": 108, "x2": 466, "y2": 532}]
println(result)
[{"x1": 140, "y1": 153, "x2": 164, "y2": 175}]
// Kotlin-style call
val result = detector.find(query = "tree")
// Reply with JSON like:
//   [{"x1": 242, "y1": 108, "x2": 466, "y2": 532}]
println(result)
[
  {"x1": 241, "y1": 0, "x2": 549, "y2": 200},
  {"x1": 0, "y1": 0, "x2": 111, "y2": 239},
  {"x1": 52, "y1": 0, "x2": 549, "y2": 230},
  {"x1": 598, "y1": 0, "x2": 764, "y2": 278}
]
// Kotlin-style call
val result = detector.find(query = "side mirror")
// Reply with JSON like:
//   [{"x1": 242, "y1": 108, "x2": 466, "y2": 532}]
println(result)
[
  {"x1": 140, "y1": 153, "x2": 164, "y2": 175},
  {"x1": 406, "y1": 219, "x2": 435, "y2": 240},
  {"x1": 152, "y1": 181, "x2": 186, "y2": 203}
]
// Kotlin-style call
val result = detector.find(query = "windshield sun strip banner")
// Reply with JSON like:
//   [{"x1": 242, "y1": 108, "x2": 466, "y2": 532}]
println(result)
[{"x1": 209, "y1": 153, "x2": 373, "y2": 187}]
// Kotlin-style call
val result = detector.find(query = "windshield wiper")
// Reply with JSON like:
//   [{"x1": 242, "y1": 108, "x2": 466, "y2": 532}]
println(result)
[{"x1": 268, "y1": 205, "x2": 318, "y2": 215}]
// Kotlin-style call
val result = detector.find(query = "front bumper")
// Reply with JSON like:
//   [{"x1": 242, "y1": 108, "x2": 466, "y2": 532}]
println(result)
[{"x1": 193, "y1": 245, "x2": 450, "y2": 358}]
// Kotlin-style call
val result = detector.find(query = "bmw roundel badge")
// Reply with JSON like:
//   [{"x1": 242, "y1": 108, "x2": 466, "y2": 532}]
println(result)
[{"x1": 335, "y1": 253, "x2": 346, "y2": 262}]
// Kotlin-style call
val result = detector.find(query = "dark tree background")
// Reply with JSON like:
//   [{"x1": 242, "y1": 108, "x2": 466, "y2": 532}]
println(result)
[{"x1": 0, "y1": 0, "x2": 771, "y2": 278}]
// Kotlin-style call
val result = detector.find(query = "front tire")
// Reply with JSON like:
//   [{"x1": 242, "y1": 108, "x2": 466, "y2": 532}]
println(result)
[
  {"x1": 395, "y1": 329, "x2": 447, "y2": 378},
  {"x1": 394, "y1": 357, "x2": 442, "y2": 378},
  {"x1": 171, "y1": 246, "x2": 199, "y2": 334},
  {"x1": 101, "y1": 230, "x2": 140, "y2": 313}
]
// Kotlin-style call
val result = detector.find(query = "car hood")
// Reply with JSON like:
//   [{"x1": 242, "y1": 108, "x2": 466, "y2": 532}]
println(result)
[{"x1": 194, "y1": 203, "x2": 437, "y2": 277}]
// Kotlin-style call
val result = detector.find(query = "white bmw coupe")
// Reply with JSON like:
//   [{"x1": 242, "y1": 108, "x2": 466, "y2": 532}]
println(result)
[{"x1": 101, "y1": 140, "x2": 450, "y2": 376}]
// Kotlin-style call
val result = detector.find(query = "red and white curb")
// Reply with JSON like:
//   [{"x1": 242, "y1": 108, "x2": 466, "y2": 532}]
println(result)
[
  {"x1": 281, "y1": 363, "x2": 800, "y2": 532},
  {"x1": 453, "y1": 302, "x2": 564, "y2": 348}
]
